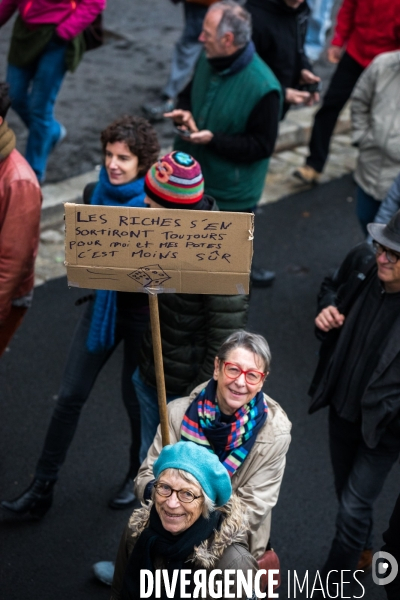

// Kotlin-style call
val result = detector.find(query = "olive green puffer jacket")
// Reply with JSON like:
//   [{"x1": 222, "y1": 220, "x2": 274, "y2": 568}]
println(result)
[{"x1": 139, "y1": 292, "x2": 249, "y2": 396}]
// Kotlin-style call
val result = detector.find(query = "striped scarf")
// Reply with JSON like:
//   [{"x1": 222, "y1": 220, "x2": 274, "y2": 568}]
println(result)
[{"x1": 181, "y1": 378, "x2": 268, "y2": 477}]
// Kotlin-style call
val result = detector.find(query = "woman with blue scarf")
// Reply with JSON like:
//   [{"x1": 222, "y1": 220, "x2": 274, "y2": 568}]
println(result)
[{"x1": 1, "y1": 116, "x2": 160, "y2": 519}]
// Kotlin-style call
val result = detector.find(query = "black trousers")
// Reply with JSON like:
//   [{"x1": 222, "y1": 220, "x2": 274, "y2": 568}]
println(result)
[
  {"x1": 306, "y1": 52, "x2": 364, "y2": 173},
  {"x1": 35, "y1": 301, "x2": 148, "y2": 482},
  {"x1": 321, "y1": 408, "x2": 400, "y2": 596}
]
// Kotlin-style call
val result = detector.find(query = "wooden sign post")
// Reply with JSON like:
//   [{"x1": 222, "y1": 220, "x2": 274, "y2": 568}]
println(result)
[
  {"x1": 64, "y1": 204, "x2": 253, "y2": 447},
  {"x1": 148, "y1": 293, "x2": 170, "y2": 446}
]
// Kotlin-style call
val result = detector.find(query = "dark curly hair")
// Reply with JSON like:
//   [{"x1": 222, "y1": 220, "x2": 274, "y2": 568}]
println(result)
[
  {"x1": 0, "y1": 82, "x2": 11, "y2": 120},
  {"x1": 100, "y1": 115, "x2": 160, "y2": 177}
]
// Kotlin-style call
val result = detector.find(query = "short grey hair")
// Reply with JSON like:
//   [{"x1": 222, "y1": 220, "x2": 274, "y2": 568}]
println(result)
[
  {"x1": 210, "y1": 0, "x2": 252, "y2": 48},
  {"x1": 217, "y1": 330, "x2": 271, "y2": 372},
  {"x1": 154, "y1": 468, "x2": 216, "y2": 518}
]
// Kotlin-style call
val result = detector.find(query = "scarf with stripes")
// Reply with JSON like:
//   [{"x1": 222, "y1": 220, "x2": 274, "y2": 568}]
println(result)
[{"x1": 181, "y1": 378, "x2": 267, "y2": 477}]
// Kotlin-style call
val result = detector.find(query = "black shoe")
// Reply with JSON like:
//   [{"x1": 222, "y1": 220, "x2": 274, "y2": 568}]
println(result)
[
  {"x1": 108, "y1": 476, "x2": 136, "y2": 510},
  {"x1": 1, "y1": 479, "x2": 54, "y2": 519},
  {"x1": 251, "y1": 266, "x2": 276, "y2": 288}
]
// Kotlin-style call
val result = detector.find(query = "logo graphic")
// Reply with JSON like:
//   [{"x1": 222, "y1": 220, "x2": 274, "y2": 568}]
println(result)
[{"x1": 372, "y1": 551, "x2": 398, "y2": 586}]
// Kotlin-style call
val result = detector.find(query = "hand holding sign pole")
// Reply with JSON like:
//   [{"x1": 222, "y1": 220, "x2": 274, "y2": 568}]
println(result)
[{"x1": 64, "y1": 203, "x2": 253, "y2": 448}]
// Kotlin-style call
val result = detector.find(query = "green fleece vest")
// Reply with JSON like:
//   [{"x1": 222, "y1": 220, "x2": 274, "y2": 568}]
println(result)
[{"x1": 175, "y1": 51, "x2": 282, "y2": 211}]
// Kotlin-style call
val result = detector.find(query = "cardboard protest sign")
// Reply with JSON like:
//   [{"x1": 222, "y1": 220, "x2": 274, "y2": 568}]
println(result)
[{"x1": 64, "y1": 204, "x2": 253, "y2": 294}]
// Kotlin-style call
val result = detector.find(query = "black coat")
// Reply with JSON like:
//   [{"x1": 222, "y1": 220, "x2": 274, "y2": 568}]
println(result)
[
  {"x1": 246, "y1": 0, "x2": 311, "y2": 94},
  {"x1": 382, "y1": 493, "x2": 400, "y2": 600},
  {"x1": 137, "y1": 196, "x2": 249, "y2": 396},
  {"x1": 139, "y1": 292, "x2": 249, "y2": 396},
  {"x1": 309, "y1": 243, "x2": 400, "y2": 448}
]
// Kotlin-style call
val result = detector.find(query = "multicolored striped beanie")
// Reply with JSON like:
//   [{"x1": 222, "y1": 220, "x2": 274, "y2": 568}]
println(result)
[{"x1": 144, "y1": 151, "x2": 204, "y2": 209}]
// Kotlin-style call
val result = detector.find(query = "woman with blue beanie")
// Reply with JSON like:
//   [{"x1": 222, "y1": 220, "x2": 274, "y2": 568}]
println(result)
[
  {"x1": 111, "y1": 441, "x2": 259, "y2": 600},
  {"x1": 1, "y1": 116, "x2": 160, "y2": 518},
  {"x1": 135, "y1": 331, "x2": 292, "y2": 561}
]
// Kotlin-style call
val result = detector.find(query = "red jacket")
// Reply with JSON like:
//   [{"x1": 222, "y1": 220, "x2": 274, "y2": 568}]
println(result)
[
  {"x1": 0, "y1": 149, "x2": 42, "y2": 323},
  {"x1": 331, "y1": 0, "x2": 400, "y2": 68}
]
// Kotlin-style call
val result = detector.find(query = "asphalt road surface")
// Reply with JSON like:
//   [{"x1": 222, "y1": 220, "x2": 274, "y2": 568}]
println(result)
[{"x1": 1, "y1": 175, "x2": 398, "y2": 600}]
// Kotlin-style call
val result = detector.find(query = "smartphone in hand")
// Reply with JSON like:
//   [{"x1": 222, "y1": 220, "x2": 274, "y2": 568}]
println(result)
[{"x1": 174, "y1": 125, "x2": 192, "y2": 138}]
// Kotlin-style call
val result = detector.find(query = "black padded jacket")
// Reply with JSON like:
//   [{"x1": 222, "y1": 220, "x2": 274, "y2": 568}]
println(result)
[{"x1": 139, "y1": 291, "x2": 249, "y2": 396}]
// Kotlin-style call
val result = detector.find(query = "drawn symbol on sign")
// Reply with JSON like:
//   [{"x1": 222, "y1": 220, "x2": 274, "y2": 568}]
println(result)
[{"x1": 128, "y1": 264, "x2": 171, "y2": 288}]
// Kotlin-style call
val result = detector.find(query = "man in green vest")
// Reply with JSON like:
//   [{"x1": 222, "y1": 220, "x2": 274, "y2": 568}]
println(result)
[{"x1": 165, "y1": 0, "x2": 282, "y2": 287}]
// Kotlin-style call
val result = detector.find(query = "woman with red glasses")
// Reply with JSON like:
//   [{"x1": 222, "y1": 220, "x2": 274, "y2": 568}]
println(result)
[{"x1": 134, "y1": 330, "x2": 292, "y2": 561}]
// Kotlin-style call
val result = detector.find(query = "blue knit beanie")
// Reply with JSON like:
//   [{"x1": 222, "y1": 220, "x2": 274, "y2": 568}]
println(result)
[{"x1": 153, "y1": 441, "x2": 232, "y2": 507}]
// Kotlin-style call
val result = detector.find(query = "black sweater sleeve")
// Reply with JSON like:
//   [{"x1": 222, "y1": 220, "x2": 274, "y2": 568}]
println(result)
[
  {"x1": 176, "y1": 80, "x2": 192, "y2": 111},
  {"x1": 208, "y1": 91, "x2": 280, "y2": 163}
]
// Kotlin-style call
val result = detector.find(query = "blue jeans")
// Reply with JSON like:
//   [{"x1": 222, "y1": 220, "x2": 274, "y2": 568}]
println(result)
[
  {"x1": 132, "y1": 368, "x2": 179, "y2": 463},
  {"x1": 35, "y1": 301, "x2": 149, "y2": 482},
  {"x1": 7, "y1": 39, "x2": 67, "y2": 182},
  {"x1": 356, "y1": 185, "x2": 381, "y2": 236},
  {"x1": 163, "y1": 2, "x2": 207, "y2": 100},
  {"x1": 321, "y1": 408, "x2": 400, "y2": 593},
  {"x1": 304, "y1": 0, "x2": 335, "y2": 62}
]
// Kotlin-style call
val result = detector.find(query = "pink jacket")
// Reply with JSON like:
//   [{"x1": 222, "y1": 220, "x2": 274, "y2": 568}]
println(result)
[
  {"x1": 0, "y1": 0, "x2": 105, "y2": 40},
  {"x1": 0, "y1": 149, "x2": 42, "y2": 323}
]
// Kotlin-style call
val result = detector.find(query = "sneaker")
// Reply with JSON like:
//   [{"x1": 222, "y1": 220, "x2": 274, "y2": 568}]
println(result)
[
  {"x1": 52, "y1": 124, "x2": 67, "y2": 150},
  {"x1": 142, "y1": 97, "x2": 175, "y2": 121},
  {"x1": 92, "y1": 561, "x2": 115, "y2": 586},
  {"x1": 293, "y1": 164, "x2": 320, "y2": 184}
]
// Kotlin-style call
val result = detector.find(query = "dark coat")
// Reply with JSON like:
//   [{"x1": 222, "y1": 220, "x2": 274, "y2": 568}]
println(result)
[
  {"x1": 309, "y1": 243, "x2": 400, "y2": 448},
  {"x1": 137, "y1": 196, "x2": 249, "y2": 396},
  {"x1": 382, "y1": 492, "x2": 400, "y2": 600},
  {"x1": 139, "y1": 291, "x2": 249, "y2": 396},
  {"x1": 246, "y1": 0, "x2": 311, "y2": 94}
]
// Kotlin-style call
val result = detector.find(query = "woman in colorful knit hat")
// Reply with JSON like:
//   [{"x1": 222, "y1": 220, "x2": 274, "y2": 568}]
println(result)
[
  {"x1": 135, "y1": 330, "x2": 291, "y2": 563},
  {"x1": 1, "y1": 116, "x2": 160, "y2": 518}
]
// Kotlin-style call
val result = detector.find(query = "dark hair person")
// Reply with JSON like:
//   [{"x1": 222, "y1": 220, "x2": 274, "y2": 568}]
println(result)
[
  {"x1": 135, "y1": 330, "x2": 292, "y2": 560},
  {"x1": 1, "y1": 116, "x2": 160, "y2": 518},
  {"x1": 111, "y1": 442, "x2": 260, "y2": 600}
]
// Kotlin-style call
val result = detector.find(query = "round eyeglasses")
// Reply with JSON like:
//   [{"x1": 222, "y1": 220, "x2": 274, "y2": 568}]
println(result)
[
  {"x1": 373, "y1": 241, "x2": 400, "y2": 264},
  {"x1": 223, "y1": 361, "x2": 265, "y2": 385},
  {"x1": 154, "y1": 482, "x2": 202, "y2": 503}
]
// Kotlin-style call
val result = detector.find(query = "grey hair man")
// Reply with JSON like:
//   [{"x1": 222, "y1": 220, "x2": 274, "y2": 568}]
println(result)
[
  {"x1": 309, "y1": 210, "x2": 400, "y2": 596},
  {"x1": 165, "y1": 0, "x2": 283, "y2": 287}
]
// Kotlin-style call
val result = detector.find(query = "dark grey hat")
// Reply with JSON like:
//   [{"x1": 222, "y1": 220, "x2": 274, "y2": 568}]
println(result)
[{"x1": 367, "y1": 210, "x2": 400, "y2": 253}]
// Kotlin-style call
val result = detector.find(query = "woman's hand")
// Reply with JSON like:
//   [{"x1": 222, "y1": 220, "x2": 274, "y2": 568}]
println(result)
[{"x1": 315, "y1": 306, "x2": 345, "y2": 332}]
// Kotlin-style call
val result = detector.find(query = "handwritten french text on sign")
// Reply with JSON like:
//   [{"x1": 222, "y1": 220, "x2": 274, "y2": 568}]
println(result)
[{"x1": 64, "y1": 204, "x2": 253, "y2": 294}]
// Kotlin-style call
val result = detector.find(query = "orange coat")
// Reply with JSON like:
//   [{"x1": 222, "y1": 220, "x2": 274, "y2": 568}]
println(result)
[{"x1": 0, "y1": 149, "x2": 42, "y2": 323}]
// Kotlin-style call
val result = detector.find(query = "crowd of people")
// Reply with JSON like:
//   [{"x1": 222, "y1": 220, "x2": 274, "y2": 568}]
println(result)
[{"x1": 1, "y1": 0, "x2": 400, "y2": 598}]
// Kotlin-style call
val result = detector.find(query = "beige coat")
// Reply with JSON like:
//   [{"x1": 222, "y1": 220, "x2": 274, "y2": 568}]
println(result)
[
  {"x1": 134, "y1": 383, "x2": 292, "y2": 559},
  {"x1": 351, "y1": 51, "x2": 400, "y2": 201},
  {"x1": 111, "y1": 496, "x2": 259, "y2": 600}
]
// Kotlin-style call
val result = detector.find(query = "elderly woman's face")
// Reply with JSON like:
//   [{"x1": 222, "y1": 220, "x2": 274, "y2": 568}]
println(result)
[
  {"x1": 105, "y1": 141, "x2": 139, "y2": 185},
  {"x1": 154, "y1": 471, "x2": 204, "y2": 535},
  {"x1": 213, "y1": 347, "x2": 266, "y2": 415}
]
